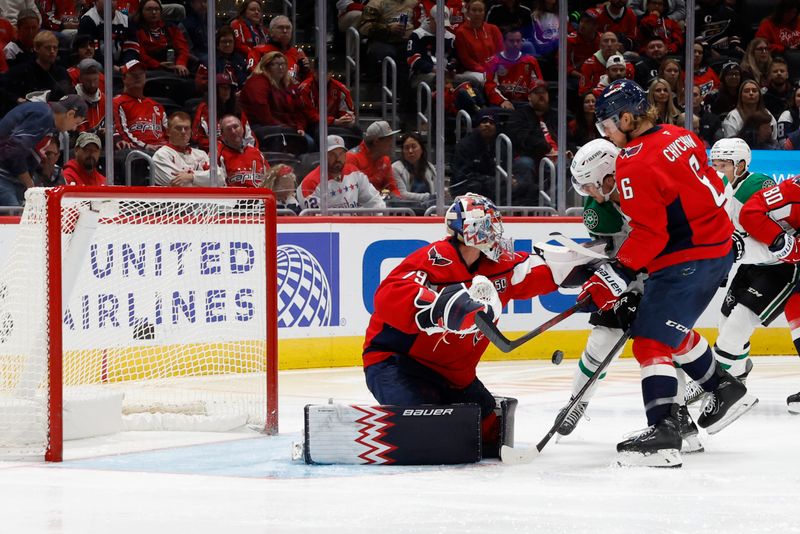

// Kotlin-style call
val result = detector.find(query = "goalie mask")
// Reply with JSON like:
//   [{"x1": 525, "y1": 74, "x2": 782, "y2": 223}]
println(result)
[
  {"x1": 570, "y1": 138, "x2": 620, "y2": 201},
  {"x1": 446, "y1": 193, "x2": 513, "y2": 262},
  {"x1": 710, "y1": 137, "x2": 751, "y2": 179}
]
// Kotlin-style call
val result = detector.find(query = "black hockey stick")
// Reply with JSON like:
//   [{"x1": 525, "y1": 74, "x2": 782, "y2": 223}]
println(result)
[
  {"x1": 501, "y1": 329, "x2": 632, "y2": 464},
  {"x1": 476, "y1": 296, "x2": 591, "y2": 353}
]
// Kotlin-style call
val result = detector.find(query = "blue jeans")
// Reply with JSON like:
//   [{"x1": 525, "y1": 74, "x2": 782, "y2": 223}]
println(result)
[{"x1": 0, "y1": 176, "x2": 26, "y2": 207}]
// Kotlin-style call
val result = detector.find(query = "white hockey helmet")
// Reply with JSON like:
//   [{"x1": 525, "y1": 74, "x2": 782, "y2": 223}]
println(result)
[
  {"x1": 570, "y1": 138, "x2": 620, "y2": 200},
  {"x1": 710, "y1": 137, "x2": 751, "y2": 179},
  {"x1": 446, "y1": 193, "x2": 513, "y2": 262}
]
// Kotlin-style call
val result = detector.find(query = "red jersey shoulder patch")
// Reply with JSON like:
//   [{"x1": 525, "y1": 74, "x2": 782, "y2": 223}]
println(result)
[{"x1": 619, "y1": 143, "x2": 643, "y2": 159}]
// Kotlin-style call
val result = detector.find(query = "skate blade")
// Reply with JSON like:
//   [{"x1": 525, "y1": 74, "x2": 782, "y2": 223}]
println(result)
[
  {"x1": 788, "y1": 403, "x2": 800, "y2": 415},
  {"x1": 681, "y1": 434, "x2": 704, "y2": 454},
  {"x1": 500, "y1": 444, "x2": 539, "y2": 465},
  {"x1": 616, "y1": 448, "x2": 682, "y2": 468},
  {"x1": 705, "y1": 395, "x2": 759, "y2": 435}
]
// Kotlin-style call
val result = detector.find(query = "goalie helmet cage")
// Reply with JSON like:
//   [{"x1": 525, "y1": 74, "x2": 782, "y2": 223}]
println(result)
[{"x1": 0, "y1": 186, "x2": 278, "y2": 462}]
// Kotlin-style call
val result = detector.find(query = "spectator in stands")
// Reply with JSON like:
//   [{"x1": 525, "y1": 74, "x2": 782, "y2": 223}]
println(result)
[
  {"x1": 230, "y1": 0, "x2": 268, "y2": 58},
  {"x1": 63, "y1": 131, "x2": 106, "y2": 186},
  {"x1": 33, "y1": 133, "x2": 64, "y2": 187},
  {"x1": 659, "y1": 57, "x2": 684, "y2": 108},
  {"x1": 570, "y1": 91, "x2": 600, "y2": 147},
  {"x1": 414, "y1": 0, "x2": 467, "y2": 33},
  {"x1": 721, "y1": 79, "x2": 777, "y2": 140},
  {"x1": 777, "y1": 83, "x2": 800, "y2": 140},
  {"x1": 579, "y1": 31, "x2": 625, "y2": 96},
  {"x1": 450, "y1": 109, "x2": 500, "y2": 198},
  {"x1": 252, "y1": 15, "x2": 309, "y2": 83},
  {"x1": 454, "y1": 0, "x2": 503, "y2": 87},
  {"x1": 6, "y1": 30, "x2": 72, "y2": 103},
  {"x1": 529, "y1": 0, "x2": 559, "y2": 58},
  {"x1": 630, "y1": 0, "x2": 686, "y2": 22},
  {"x1": 38, "y1": 0, "x2": 80, "y2": 39},
  {"x1": 594, "y1": 0, "x2": 637, "y2": 51},
  {"x1": 357, "y1": 0, "x2": 417, "y2": 81},
  {"x1": 74, "y1": 58, "x2": 105, "y2": 134},
  {"x1": 633, "y1": 36, "x2": 667, "y2": 87},
  {"x1": 392, "y1": 131, "x2": 434, "y2": 203},
  {"x1": 0, "y1": 0, "x2": 39, "y2": 25},
  {"x1": 298, "y1": 58, "x2": 358, "y2": 141},
  {"x1": 3, "y1": 8, "x2": 38, "y2": 68},
  {"x1": 648, "y1": 77, "x2": 681, "y2": 125},
  {"x1": 180, "y1": 0, "x2": 209, "y2": 65},
  {"x1": 740, "y1": 110, "x2": 782, "y2": 150},
  {"x1": 506, "y1": 79, "x2": 564, "y2": 204},
  {"x1": 486, "y1": 0, "x2": 532, "y2": 37},
  {"x1": 132, "y1": 0, "x2": 191, "y2": 76},
  {"x1": 637, "y1": 0, "x2": 684, "y2": 54},
  {"x1": 264, "y1": 164, "x2": 300, "y2": 213},
  {"x1": 566, "y1": 10, "x2": 600, "y2": 89},
  {"x1": 407, "y1": 5, "x2": 455, "y2": 98},
  {"x1": 67, "y1": 35, "x2": 105, "y2": 86},
  {"x1": 0, "y1": 95, "x2": 86, "y2": 206},
  {"x1": 347, "y1": 120, "x2": 401, "y2": 197},
  {"x1": 763, "y1": 57, "x2": 792, "y2": 119},
  {"x1": 212, "y1": 25, "x2": 248, "y2": 87},
  {"x1": 740, "y1": 38, "x2": 773, "y2": 87},
  {"x1": 152, "y1": 111, "x2": 221, "y2": 187},
  {"x1": 590, "y1": 53, "x2": 628, "y2": 97},
  {"x1": 337, "y1": 0, "x2": 365, "y2": 33},
  {"x1": 239, "y1": 51, "x2": 311, "y2": 151},
  {"x1": 113, "y1": 60, "x2": 167, "y2": 152},
  {"x1": 217, "y1": 114, "x2": 268, "y2": 187},
  {"x1": 484, "y1": 28, "x2": 543, "y2": 109},
  {"x1": 692, "y1": 84, "x2": 723, "y2": 146},
  {"x1": 705, "y1": 61, "x2": 742, "y2": 116},
  {"x1": 300, "y1": 134, "x2": 385, "y2": 210},
  {"x1": 0, "y1": 13, "x2": 13, "y2": 47},
  {"x1": 693, "y1": 39, "x2": 720, "y2": 99},
  {"x1": 756, "y1": 0, "x2": 800, "y2": 55},
  {"x1": 192, "y1": 72, "x2": 256, "y2": 151},
  {"x1": 78, "y1": 0, "x2": 134, "y2": 65},
  {"x1": 695, "y1": 0, "x2": 748, "y2": 58}
]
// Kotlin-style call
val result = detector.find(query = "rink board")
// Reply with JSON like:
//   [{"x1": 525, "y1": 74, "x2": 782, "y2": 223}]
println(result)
[{"x1": 0, "y1": 216, "x2": 794, "y2": 370}]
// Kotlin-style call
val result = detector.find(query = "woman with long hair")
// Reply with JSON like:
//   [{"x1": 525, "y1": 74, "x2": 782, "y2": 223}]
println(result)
[
  {"x1": 740, "y1": 110, "x2": 781, "y2": 149},
  {"x1": 132, "y1": 0, "x2": 191, "y2": 76},
  {"x1": 740, "y1": 38, "x2": 773, "y2": 86},
  {"x1": 230, "y1": 0, "x2": 269, "y2": 57},
  {"x1": 755, "y1": 0, "x2": 800, "y2": 54},
  {"x1": 214, "y1": 25, "x2": 249, "y2": 86},
  {"x1": 778, "y1": 84, "x2": 800, "y2": 140},
  {"x1": 648, "y1": 77, "x2": 681, "y2": 125},
  {"x1": 705, "y1": 61, "x2": 743, "y2": 117},
  {"x1": 721, "y1": 79, "x2": 777, "y2": 139},
  {"x1": 659, "y1": 58, "x2": 685, "y2": 109},
  {"x1": 570, "y1": 91, "x2": 600, "y2": 147},
  {"x1": 192, "y1": 73, "x2": 257, "y2": 150},
  {"x1": 693, "y1": 40, "x2": 720, "y2": 98},
  {"x1": 392, "y1": 132, "x2": 436, "y2": 203}
]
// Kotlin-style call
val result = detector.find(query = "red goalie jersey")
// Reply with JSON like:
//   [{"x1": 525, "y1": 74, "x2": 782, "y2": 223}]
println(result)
[{"x1": 363, "y1": 238, "x2": 557, "y2": 388}]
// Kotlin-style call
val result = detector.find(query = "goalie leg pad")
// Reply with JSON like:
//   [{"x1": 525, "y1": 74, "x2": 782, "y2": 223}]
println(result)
[
  {"x1": 481, "y1": 396, "x2": 518, "y2": 459},
  {"x1": 302, "y1": 403, "x2": 481, "y2": 465}
]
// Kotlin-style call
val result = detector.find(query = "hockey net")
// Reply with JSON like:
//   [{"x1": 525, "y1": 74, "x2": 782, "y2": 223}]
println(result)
[{"x1": 0, "y1": 187, "x2": 278, "y2": 461}]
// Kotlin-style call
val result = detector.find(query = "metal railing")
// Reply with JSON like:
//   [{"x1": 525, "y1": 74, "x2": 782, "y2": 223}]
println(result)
[
  {"x1": 495, "y1": 206, "x2": 558, "y2": 216},
  {"x1": 124, "y1": 150, "x2": 156, "y2": 186},
  {"x1": 282, "y1": 0, "x2": 297, "y2": 46},
  {"x1": 494, "y1": 133, "x2": 513, "y2": 207},
  {"x1": 344, "y1": 27, "x2": 360, "y2": 119},
  {"x1": 565, "y1": 207, "x2": 584, "y2": 216},
  {"x1": 60, "y1": 131, "x2": 70, "y2": 165},
  {"x1": 381, "y1": 56, "x2": 398, "y2": 131},
  {"x1": 455, "y1": 110, "x2": 472, "y2": 143},
  {"x1": 538, "y1": 157, "x2": 557, "y2": 207},
  {"x1": 416, "y1": 81, "x2": 432, "y2": 153},
  {"x1": 298, "y1": 207, "x2": 417, "y2": 216}
]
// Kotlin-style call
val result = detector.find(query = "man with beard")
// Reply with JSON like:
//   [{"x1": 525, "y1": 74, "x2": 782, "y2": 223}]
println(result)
[{"x1": 63, "y1": 132, "x2": 106, "y2": 186}]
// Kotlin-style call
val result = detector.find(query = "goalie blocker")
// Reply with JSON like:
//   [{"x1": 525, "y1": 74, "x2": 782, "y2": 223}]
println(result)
[{"x1": 302, "y1": 397, "x2": 517, "y2": 465}]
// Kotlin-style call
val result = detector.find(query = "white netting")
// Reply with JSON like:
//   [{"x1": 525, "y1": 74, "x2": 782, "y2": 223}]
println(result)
[{"x1": 0, "y1": 188, "x2": 272, "y2": 458}]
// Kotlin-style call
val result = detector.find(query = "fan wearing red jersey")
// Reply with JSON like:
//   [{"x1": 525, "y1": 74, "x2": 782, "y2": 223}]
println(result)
[
  {"x1": 363, "y1": 193, "x2": 558, "y2": 457},
  {"x1": 582, "y1": 79, "x2": 757, "y2": 467}
]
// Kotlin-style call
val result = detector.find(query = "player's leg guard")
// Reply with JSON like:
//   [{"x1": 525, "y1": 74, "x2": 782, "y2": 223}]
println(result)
[
  {"x1": 784, "y1": 292, "x2": 800, "y2": 356},
  {"x1": 671, "y1": 330, "x2": 719, "y2": 392},
  {"x1": 632, "y1": 337, "x2": 679, "y2": 426},
  {"x1": 481, "y1": 396, "x2": 518, "y2": 459},
  {"x1": 715, "y1": 304, "x2": 760, "y2": 377}
]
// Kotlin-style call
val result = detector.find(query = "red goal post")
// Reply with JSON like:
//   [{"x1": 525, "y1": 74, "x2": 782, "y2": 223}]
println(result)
[{"x1": 0, "y1": 186, "x2": 278, "y2": 462}]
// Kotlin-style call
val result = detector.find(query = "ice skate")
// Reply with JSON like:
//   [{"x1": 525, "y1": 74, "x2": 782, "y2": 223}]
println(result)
[
  {"x1": 555, "y1": 398, "x2": 588, "y2": 436},
  {"x1": 677, "y1": 404, "x2": 703, "y2": 453},
  {"x1": 616, "y1": 406, "x2": 682, "y2": 468},
  {"x1": 683, "y1": 378, "x2": 706, "y2": 405},
  {"x1": 788, "y1": 392, "x2": 800, "y2": 414},
  {"x1": 697, "y1": 367, "x2": 758, "y2": 434}
]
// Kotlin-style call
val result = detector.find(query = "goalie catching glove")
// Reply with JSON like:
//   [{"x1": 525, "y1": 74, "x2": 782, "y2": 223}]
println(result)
[
  {"x1": 578, "y1": 261, "x2": 634, "y2": 312},
  {"x1": 769, "y1": 232, "x2": 800, "y2": 263},
  {"x1": 416, "y1": 275, "x2": 502, "y2": 334}
]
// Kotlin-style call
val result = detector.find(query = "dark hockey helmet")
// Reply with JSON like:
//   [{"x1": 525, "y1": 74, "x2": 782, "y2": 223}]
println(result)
[{"x1": 594, "y1": 79, "x2": 648, "y2": 135}]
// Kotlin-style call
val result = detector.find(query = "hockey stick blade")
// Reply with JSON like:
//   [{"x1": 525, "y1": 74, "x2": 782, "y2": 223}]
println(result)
[
  {"x1": 476, "y1": 296, "x2": 590, "y2": 353},
  {"x1": 500, "y1": 444, "x2": 539, "y2": 465},
  {"x1": 548, "y1": 232, "x2": 610, "y2": 259}
]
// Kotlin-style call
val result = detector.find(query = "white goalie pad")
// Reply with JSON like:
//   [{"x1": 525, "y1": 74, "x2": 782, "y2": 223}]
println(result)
[{"x1": 534, "y1": 240, "x2": 609, "y2": 287}]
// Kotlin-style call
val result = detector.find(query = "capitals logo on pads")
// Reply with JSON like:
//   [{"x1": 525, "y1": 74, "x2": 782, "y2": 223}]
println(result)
[
  {"x1": 619, "y1": 143, "x2": 643, "y2": 159},
  {"x1": 428, "y1": 246, "x2": 452, "y2": 266}
]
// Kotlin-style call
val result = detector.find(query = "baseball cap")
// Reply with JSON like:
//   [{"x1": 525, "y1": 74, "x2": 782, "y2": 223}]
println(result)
[
  {"x1": 529, "y1": 78, "x2": 548, "y2": 93},
  {"x1": 580, "y1": 8, "x2": 599, "y2": 20},
  {"x1": 326, "y1": 134, "x2": 347, "y2": 152},
  {"x1": 364, "y1": 120, "x2": 401, "y2": 142},
  {"x1": 53, "y1": 94, "x2": 88, "y2": 117},
  {"x1": 216, "y1": 72, "x2": 235, "y2": 87},
  {"x1": 75, "y1": 132, "x2": 102, "y2": 149},
  {"x1": 477, "y1": 109, "x2": 496, "y2": 123},
  {"x1": 121, "y1": 59, "x2": 145, "y2": 74},
  {"x1": 721, "y1": 61, "x2": 741, "y2": 75},
  {"x1": 606, "y1": 54, "x2": 626, "y2": 68},
  {"x1": 77, "y1": 58, "x2": 103, "y2": 74}
]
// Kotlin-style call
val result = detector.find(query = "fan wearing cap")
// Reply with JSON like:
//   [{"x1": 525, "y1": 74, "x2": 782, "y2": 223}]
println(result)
[
  {"x1": 299, "y1": 135, "x2": 385, "y2": 210},
  {"x1": 451, "y1": 109, "x2": 500, "y2": 198},
  {"x1": 3, "y1": 8, "x2": 39, "y2": 69},
  {"x1": 346, "y1": 120, "x2": 402, "y2": 197},
  {"x1": 483, "y1": 27, "x2": 544, "y2": 108},
  {"x1": 6, "y1": 30, "x2": 72, "y2": 103},
  {"x1": 0, "y1": 94, "x2": 86, "y2": 206},
  {"x1": 152, "y1": 111, "x2": 221, "y2": 187},
  {"x1": 217, "y1": 114, "x2": 269, "y2": 188},
  {"x1": 113, "y1": 59, "x2": 168, "y2": 152},
  {"x1": 579, "y1": 32, "x2": 633, "y2": 96},
  {"x1": 191, "y1": 72, "x2": 256, "y2": 151},
  {"x1": 590, "y1": 53, "x2": 630, "y2": 97},
  {"x1": 72, "y1": 58, "x2": 106, "y2": 133},
  {"x1": 63, "y1": 132, "x2": 106, "y2": 187}
]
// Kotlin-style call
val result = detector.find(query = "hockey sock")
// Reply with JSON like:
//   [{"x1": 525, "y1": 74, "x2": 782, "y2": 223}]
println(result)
[
  {"x1": 633, "y1": 337, "x2": 678, "y2": 426},
  {"x1": 714, "y1": 343, "x2": 750, "y2": 377},
  {"x1": 570, "y1": 326, "x2": 624, "y2": 401},
  {"x1": 715, "y1": 304, "x2": 759, "y2": 376},
  {"x1": 671, "y1": 331, "x2": 719, "y2": 392}
]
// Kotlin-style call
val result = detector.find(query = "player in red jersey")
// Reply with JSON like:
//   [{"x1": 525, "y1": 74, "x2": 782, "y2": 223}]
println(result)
[
  {"x1": 739, "y1": 175, "x2": 800, "y2": 414},
  {"x1": 581, "y1": 79, "x2": 757, "y2": 467},
  {"x1": 363, "y1": 193, "x2": 559, "y2": 455}
]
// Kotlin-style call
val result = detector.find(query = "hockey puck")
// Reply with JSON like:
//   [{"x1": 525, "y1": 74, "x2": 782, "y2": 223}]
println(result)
[{"x1": 551, "y1": 350, "x2": 564, "y2": 365}]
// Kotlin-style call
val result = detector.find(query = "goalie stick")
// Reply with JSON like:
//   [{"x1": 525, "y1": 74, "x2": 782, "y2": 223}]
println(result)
[
  {"x1": 500, "y1": 330, "x2": 631, "y2": 465},
  {"x1": 475, "y1": 296, "x2": 590, "y2": 353},
  {"x1": 546, "y1": 232, "x2": 610, "y2": 260}
]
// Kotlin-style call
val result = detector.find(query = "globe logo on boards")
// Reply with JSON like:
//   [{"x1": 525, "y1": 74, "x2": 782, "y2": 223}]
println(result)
[{"x1": 276, "y1": 244, "x2": 332, "y2": 327}]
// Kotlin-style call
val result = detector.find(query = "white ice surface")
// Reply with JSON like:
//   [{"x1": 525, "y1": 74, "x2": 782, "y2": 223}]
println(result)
[{"x1": 2, "y1": 356, "x2": 800, "y2": 534}]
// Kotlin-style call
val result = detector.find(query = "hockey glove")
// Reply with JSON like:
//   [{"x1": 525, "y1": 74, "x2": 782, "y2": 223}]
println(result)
[
  {"x1": 769, "y1": 232, "x2": 800, "y2": 263},
  {"x1": 731, "y1": 231, "x2": 746, "y2": 262},
  {"x1": 578, "y1": 262, "x2": 632, "y2": 313},
  {"x1": 427, "y1": 283, "x2": 492, "y2": 334},
  {"x1": 613, "y1": 291, "x2": 641, "y2": 331}
]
